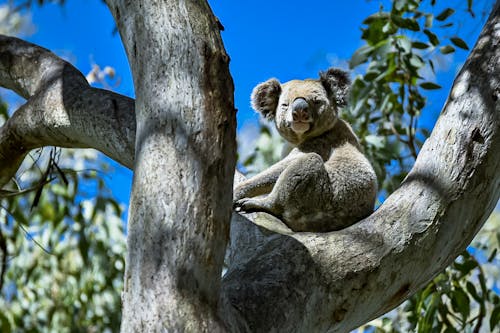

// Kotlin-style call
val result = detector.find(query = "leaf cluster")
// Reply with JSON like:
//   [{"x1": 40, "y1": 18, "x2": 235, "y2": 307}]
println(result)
[
  {"x1": 346, "y1": 0, "x2": 471, "y2": 194},
  {"x1": 0, "y1": 143, "x2": 126, "y2": 332}
]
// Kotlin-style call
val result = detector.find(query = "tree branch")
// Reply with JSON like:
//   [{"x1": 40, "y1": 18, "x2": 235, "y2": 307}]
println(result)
[
  {"x1": 0, "y1": 35, "x2": 135, "y2": 186},
  {"x1": 0, "y1": 1, "x2": 497, "y2": 331},
  {"x1": 220, "y1": 2, "x2": 500, "y2": 331}
]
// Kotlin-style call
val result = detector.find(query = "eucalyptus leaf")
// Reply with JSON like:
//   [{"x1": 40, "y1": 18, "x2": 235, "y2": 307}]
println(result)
[
  {"x1": 420, "y1": 82, "x2": 441, "y2": 90},
  {"x1": 439, "y1": 45, "x2": 455, "y2": 55},
  {"x1": 450, "y1": 288, "x2": 470, "y2": 320},
  {"x1": 412, "y1": 41, "x2": 429, "y2": 49},
  {"x1": 490, "y1": 306, "x2": 500, "y2": 331},
  {"x1": 450, "y1": 37, "x2": 469, "y2": 50},
  {"x1": 435, "y1": 8, "x2": 455, "y2": 21},
  {"x1": 423, "y1": 29, "x2": 439, "y2": 46}
]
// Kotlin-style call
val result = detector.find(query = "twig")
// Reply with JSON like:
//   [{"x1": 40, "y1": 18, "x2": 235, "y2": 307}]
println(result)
[
  {"x1": 0, "y1": 204, "x2": 53, "y2": 255},
  {"x1": 0, "y1": 228, "x2": 7, "y2": 292}
]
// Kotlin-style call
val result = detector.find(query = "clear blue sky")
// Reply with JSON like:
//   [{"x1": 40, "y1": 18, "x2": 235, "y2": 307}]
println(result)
[{"x1": 11, "y1": 0, "x2": 493, "y2": 207}]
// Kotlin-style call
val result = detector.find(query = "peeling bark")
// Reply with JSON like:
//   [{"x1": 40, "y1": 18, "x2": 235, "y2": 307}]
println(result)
[{"x1": 0, "y1": 0, "x2": 497, "y2": 332}]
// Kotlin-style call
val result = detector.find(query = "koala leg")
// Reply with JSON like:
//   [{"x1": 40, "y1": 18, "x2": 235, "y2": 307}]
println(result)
[
  {"x1": 233, "y1": 151, "x2": 301, "y2": 201},
  {"x1": 235, "y1": 153, "x2": 334, "y2": 231}
]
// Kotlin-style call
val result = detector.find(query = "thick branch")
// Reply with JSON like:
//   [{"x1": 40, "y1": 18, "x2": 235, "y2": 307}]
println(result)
[
  {"x1": 0, "y1": 2, "x2": 497, "y2": 332},
  {"x1": 220, "y1": 2, "x2": 500, "y2": 332},
  {"x1": 0, "y1": 35, "x2": 135, "y2": 185}
]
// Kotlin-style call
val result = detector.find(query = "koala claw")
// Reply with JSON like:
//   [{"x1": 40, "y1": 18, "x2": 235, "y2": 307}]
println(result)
[{"x1": 233, "y1": 198, "x2": 264, "y2": 213}]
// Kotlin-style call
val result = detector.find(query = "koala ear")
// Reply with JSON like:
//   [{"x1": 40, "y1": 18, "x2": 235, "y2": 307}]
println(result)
[
  {"x1": 251, "y1": 78, "x2": 281, "y2": 120},
  {"x1": 319, "y1": 68, "x2": 351, "y2": 107}
]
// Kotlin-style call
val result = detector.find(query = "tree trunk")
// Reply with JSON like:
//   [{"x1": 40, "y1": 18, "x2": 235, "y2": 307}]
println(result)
[
  {"x1": 0, "y1": 1, "x2": 498, "y2": 332},
  {"x1": 104, "y1": 0, "x2": 236, "y2": 331}
]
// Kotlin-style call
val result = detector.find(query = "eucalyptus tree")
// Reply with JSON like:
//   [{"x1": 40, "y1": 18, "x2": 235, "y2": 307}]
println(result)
[{"x1": 0, "y1": 0, "x2": 498, "y2": 332}]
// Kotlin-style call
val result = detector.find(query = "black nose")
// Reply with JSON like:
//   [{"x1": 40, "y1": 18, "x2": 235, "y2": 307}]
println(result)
[{"x1": 292, "y1": 98, "x2": 309, "y2": 121}]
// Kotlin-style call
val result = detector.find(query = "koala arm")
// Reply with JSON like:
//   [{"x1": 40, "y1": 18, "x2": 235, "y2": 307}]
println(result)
[{"x1": 234, "y1": 150, "x2": 301, "y2": 201}]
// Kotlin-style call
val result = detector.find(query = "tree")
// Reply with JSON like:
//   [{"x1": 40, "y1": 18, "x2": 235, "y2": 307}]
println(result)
[
  {"x1": 0, "y1": 0, "x2": 498, "y2": 332},
  {"x1": 0, "y1": 5, "x2": 126, "y2": 332}
]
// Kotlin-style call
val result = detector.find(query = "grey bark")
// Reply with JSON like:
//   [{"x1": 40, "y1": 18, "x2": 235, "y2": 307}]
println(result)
[
  {"x1": 104, "y1": 0, "x2": 236, "y2": 331},
  {"x1": 220, "y1": 2, "x2": 500, "y2": 331},
  {"x1": 0, "y1": 0, "x2": 497, "y2": 332},
  {"x1": 0, "y1": 35, "x2": 136, "y2": 186}
]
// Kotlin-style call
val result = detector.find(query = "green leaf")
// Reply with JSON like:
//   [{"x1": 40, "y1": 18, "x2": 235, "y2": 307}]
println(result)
[
  {"x1": 382, "y1": 21, "x2": 397, "y2": 34},
  {"x1": 425, "y1": 14, "x2": 433, "y2": 28},
  {"x1": 365, "y1": 70, "x2": 380, "y2": 81},
  {"x1": 409, "y1": 54, "x2": 425, "y2": 69},
  {"x1": 490, "y1": 306, "x2": 500, "y2": 331},
  {"x1": 412, "y1": 41, "x2": 429, "y2": 49},
  {"x1": 465, "y1": 281, "x2": 482, "y2": 302},
  {"x1": 0, "y1": 312, "x2": 11, "y2": 333},
  {"x1": 467, "y1": 0, "x2": 473, "y2": 11},
  {"x1": 451, "y1": 288, "x2": 470, "y2": 320},
  {"x1": 443, "y1": 325, "x2": 458, "y2": 333},
  {"x1": 392, "y1": 15, "x2": 420, "y2": 31},
  {"x1": 397, "y1": 36, "x2": 412, "y2": 53},
  {"x1": 420, "y1": 82, "x2": 441, "y2": 90},
  {"x1": 419, "y1": 293, "x2": 439, "y2": 333},
  {"x1": 362, "y1": 12, "x2": 390, "y2": 25},
  {"x1": 450, "y1": 37, "x2": 469, "y2": 50},
  {"x1": 423, "y1": 29, "x2": 439, "y2": 46},
  {"x1": 439, "y1": 45, "x2": 455, "y2": 54},
  {"x1": 435, "y1": 8, "x2": 455, "y2": 21},
  {"x1": 350, "y1": 45, "x2": 373, "y2": 68},
  {"x1": 440, "y1": 22, "x2": 454, "y2": 28},
  {"x1": 453, "y1": 258, "x2": 477, "y2": 276},
  {"x1": 260, "y1": 125, "x2": 271, "y2": 136},
  {"x1": 394, "y1": 0, "x2": 407, "y2": 11},
  {"x1": 428, "y1": 59, "x2": 435, "y2": 74}
]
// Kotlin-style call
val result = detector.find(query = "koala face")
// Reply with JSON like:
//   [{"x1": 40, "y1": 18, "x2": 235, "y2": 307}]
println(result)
[{"x1": 251, "y1": 68, "x2": 350, "y2": 145}]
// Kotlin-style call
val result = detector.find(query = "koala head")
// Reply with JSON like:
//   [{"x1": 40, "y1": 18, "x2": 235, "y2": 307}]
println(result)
[{"x1": 251, "y1": 68, "x2": 350, "y2": 145}]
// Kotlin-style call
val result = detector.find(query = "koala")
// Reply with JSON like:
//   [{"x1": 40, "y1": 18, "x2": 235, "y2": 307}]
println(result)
[{"x1": 233, "y1": 68, "x2": 377, "y2": 232}]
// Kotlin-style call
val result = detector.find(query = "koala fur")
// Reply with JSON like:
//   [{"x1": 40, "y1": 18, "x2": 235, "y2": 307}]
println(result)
[{"x1": 234, "y1": 68, "x2": 377, "y2": 232}]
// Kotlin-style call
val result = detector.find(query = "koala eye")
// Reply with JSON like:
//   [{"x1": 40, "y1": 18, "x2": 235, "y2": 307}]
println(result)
[
  {"x1": 312, "y1": 98, "x2": 323, "y2": 105},
  {"x1": 280, "y1": 103, "x2": 289, "y2": 108}
]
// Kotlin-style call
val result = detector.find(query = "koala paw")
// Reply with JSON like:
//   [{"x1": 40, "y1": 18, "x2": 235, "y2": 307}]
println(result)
[{"x1": 233, "y1": 198, "x2": 265, "y2": 213}]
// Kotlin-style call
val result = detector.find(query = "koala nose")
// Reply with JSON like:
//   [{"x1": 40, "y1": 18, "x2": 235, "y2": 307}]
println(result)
[{"x1": 292, "y1": 98, "x2": 310, "y2": 122}]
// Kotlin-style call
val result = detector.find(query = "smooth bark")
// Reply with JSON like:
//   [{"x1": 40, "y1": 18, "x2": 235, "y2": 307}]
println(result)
[
  {"x1": 104, "y1": 0, "x2": 236, "y2": 331},
  {"x1": 221, "y1": 3, "x2": 500, "y2": 331},
  {"x1": 0, "y1": 1, "x2": 497, "y2": 332},
  {"x1": 0, "y1": 35, "x2": 136, "y2": 186}
]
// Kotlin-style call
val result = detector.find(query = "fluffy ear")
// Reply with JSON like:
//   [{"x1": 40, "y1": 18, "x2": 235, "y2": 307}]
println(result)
[
  {"x1": 319, "y1": 68, "x2": 351, "y2": 107},
  {"x1": 251, "y1": 78, "x2": 281, "y2": 120}
]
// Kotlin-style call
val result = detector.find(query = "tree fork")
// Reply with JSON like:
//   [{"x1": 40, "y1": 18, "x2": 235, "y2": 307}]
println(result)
[{"x1": 0, "y1": 1, "x2": 497, "y2": 332}]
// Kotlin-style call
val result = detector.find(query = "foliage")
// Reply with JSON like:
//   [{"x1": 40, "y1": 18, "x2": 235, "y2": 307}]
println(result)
[
  {"x1": 0, "y1": 0, "x2": 497, "y2": 332},
  {"x1": 344, "y1": 0, "x2": 499, "y2": 330},
  {"x1": 0, "y1": 33, "x2": 125, "y2": 332},
  {"x1": 345, "y1": 0, "x2": 477, "y2": 194},
  {"x1": 241, "y1": 0, "x2": 498, "y2": 332},
  {"x1": 0, "y1": 142, "x2": 126, "y2": 332},
  {"x1": 0, "y1": 7, "x2": 126, "y2": 332}
]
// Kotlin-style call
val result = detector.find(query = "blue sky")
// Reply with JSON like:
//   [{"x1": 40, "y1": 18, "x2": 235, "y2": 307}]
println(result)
[{"x1": 5, "y1": 0, "x2": 494, "y2": 207}]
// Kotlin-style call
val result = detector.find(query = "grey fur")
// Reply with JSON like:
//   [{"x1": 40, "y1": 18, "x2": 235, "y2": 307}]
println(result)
[{"x1": 234, "y1": 68, "x2": 377, "y2": 232}]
